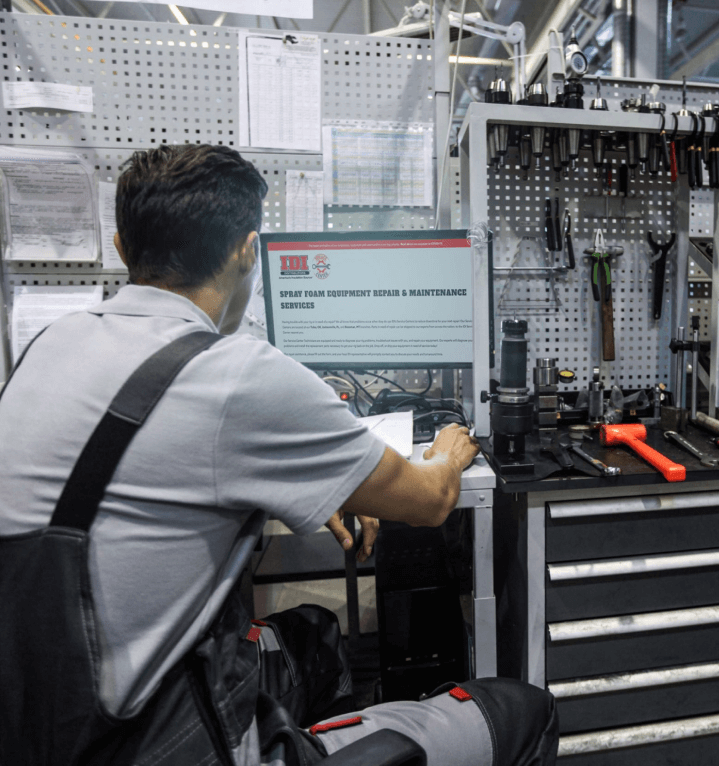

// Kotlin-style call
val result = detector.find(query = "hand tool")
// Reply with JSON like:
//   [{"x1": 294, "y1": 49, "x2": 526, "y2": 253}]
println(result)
[
  {"x1": 562, "y1": 210, "x2": 575, "y2": 269},
  {"x1": 646, "y1": 231, "x2": 676, "y2": 321},
  {"x1": 567, "y1": 442, "x2": 621, "y2": 476},
  {"x1": 551, "y1": 129, "x2": 563, "y2": 182},
  {"x1": 669, "y1": 112, "x2": 679, "y2": 182},
  {"x1": 553, "y1": 197, "x2": 562, "y2": 252},
  {"x1": 544, "y1": 198, "x2": 557, "y2": 251},
  {"x1": 695, "y1": 113, "x2": 705, "y2": 188},
  {"x1": 687, "y1": 112, "x2": 698, "y2": 189},
  {"x1": 540, "y1": 432, "x2": 574, "y2": 469},
  {"x1": 585, "y1": 230, "x2": 623, "y2": 362},
  {"x1": 695, "y1": 411, "x2": 719, "y2": 436},
  {"x1": 647, "y1": 101, "x2": 665, "y2": 175},
  {"x1": 600, "y1": 423, "x2": 686, "y2": 482},
  {"x1": 658, "y1": 111, "x2": 671, "y2": 172},
  {"x1": 519, "y1": 133, "x2": 532, "y2": 180},
  {"x1": 664, "y1": 430, "x2": 719, "y2": 468},
  {"x1": 690, "y1": 315, "x2": 700, "y2": 422}
]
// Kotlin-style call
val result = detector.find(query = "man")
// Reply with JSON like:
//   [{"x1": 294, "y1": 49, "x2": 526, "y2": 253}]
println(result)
[{"x1": 0, "y1": 144, "x2": 557, "y2": 765}]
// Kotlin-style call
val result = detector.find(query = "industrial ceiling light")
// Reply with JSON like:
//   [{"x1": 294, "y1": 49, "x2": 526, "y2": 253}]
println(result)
[{"x1": 168, "y1": 5, "x2": 189, "y2": 24}]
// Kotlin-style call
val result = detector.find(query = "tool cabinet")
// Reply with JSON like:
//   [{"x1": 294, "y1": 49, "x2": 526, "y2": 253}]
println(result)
[{"x1": 495, "y1": 476, "x2": 719, "y2": 764}]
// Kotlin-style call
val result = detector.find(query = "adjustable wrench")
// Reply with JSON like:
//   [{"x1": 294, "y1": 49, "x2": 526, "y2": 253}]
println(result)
[
  {"x1": 664, "y1": 430, "x2": 719, "y2": 468},
  {"x1": 568, "y1": 443, "x2": 621, "y2": 476}
]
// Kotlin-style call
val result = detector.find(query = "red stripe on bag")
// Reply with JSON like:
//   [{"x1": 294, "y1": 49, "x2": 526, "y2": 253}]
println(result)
[
  {"x1": 449, "y1": 686, "x2": 472, "y2": 702},
  {"x1": 309, "y1": 716, "x2": 363, "y2": 736},
  {"x1": 246, "y1": 626, "x2": 262, "y2": 642},
  {"x1": 251, "y1": 619, "x2": 268, "y2": 626}
]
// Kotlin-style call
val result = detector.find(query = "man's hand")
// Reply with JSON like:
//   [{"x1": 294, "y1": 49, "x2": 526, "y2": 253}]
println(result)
[
  {"x1": 326, "y1": 510, "x2": 379, "y2": 562},
  {"x1": 422, "y1": 423, "x2": 479, "y2": 471}
]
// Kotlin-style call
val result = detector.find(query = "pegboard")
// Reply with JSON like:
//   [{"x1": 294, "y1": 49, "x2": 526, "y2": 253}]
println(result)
[
  {"x1": 488, "y1": 143, "x2": 676, "y2": 392},
  {"x1": 690, "y1": 188, "x2": 715, "y2": 238},
  {"x1": 0, "y1": 14, "x2": 435, "y2": 148}
]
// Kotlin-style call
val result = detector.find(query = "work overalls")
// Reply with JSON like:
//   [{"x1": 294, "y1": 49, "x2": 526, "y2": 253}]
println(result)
[{"x1": 0, "y1": 332, "x2": 330, "y2": 766}]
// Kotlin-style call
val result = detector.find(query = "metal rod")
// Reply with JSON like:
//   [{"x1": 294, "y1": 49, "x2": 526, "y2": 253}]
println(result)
[
  {"x1": 675, "y1": 325, "x2": 685, "y2": 409},
  {"x1": 550, "y1": 661, "x2": 719, "y2": 699},
  {"x1": 548, "y1": 492, "x2": 719, "y2": 519},
  {"x1": 559, "y1": 713, "x2": 719, "y2": 757},
  {"x1": 692, "y1": 321, "x2": 700, "y2": 421},
  {"x1": 549, "y1": 604, "x2": 719, "y2": 642},
  {"x1": 548, "y1": 549, "x2": 719, "y2": 581}
]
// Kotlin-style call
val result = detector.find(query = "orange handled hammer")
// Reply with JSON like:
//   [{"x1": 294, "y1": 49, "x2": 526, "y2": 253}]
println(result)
[{"x1": 600, "y1": 424, "x2": 686, "y2": 482}]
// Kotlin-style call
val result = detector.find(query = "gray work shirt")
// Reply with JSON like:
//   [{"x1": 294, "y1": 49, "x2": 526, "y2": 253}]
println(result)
[{"x1": 0, "y1": 285, "x2": 385, "y2": 717}]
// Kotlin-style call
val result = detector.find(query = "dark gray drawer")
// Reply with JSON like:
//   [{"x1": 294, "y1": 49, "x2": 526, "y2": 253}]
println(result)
[
  {"x1": 546, "y1": 621, "x2": 719, "y2": 680},
  {"x1": 552, "y1": 672, "x2": 719, "y2": 734},
  {"x1": 546, "y1": 564, "x2": 719, "y2": 621},
  {"x1": 546, "y1": 495, "x2": 719, "y2": 563},
  {"x1": 557, "y1": 733, "x2": 719, "y2": 766}
]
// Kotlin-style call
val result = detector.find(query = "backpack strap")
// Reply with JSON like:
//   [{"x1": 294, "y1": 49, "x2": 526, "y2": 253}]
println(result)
[{"x1": 50, "y1": 331, "x2": 222, "y2": 532}]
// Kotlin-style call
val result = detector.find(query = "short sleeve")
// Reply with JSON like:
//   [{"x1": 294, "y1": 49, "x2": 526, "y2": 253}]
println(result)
[{"x1": 214, "y1": 341, "x2": 386, "y2": 535}]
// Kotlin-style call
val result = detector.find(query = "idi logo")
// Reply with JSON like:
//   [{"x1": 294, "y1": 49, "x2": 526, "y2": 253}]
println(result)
[{"x1": 280, "y1": 255, "x2": 310, "y2": 275}]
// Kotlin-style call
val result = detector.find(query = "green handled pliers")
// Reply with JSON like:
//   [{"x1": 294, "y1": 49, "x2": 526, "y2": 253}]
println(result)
[{"x1": 590, "y1": 229, "x2": 611, "y2": 302}]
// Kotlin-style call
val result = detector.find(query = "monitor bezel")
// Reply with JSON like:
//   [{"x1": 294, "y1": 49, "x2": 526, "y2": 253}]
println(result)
[{"x1": 259, "y1": 228, "x2": 472, "y2": 371}]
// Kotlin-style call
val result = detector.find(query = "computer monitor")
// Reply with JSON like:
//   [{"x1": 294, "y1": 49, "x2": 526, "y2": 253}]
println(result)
[{"x1": 260, "y1": 229, "x2": 473, "y2": 370}]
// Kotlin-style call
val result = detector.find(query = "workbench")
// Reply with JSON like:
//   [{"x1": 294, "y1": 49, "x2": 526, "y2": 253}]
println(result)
[{"x1": 492, "y1": 423, "x2": 719, "y2": 764}]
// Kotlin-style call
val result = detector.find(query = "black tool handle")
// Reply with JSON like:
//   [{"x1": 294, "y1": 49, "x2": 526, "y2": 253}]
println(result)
[
  {"x1": 544, "y1": 199, "x2": 556, "y2": 251},
  {"x1": 653, "y1": 254, "x2": 667, "y2": 321},
  {"x1": 696, "y1": 147, "x2": 704, "y2": 188},
  {"x1": 565, "y1": 234, "x2": 575, "y2": 269},
  {"x1": 553, "y1": 198, "x2": 562, "y2": 252},
  {"x1": 660, "y1": 131, "x2": 671, "y2": 171},
  {"x1": 688, "y1": 146, "x2": 696, "y2": 188}
]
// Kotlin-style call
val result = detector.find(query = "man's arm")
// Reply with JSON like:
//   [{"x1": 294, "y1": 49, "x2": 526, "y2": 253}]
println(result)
[{"x1": 341, "y1": 424, "x2": 479, "y2": 528}]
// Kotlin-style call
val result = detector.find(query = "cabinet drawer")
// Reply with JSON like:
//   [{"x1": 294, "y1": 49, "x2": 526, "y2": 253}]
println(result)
[
  {"x1": 546, "y1": 607, "x2": 719, "y2": 680},
  {"x1": 546, "y1": 493, "x2": 719, "y2": 563},
  {"x1": 546, "y1": 553, "x2": 719, "y2": 621},
  {"x1": 550, "y1": 663, "x2": 719, "y2": 734},
  {"x1": 557, "y1": 727, "x2": 719, "y2": 766}
]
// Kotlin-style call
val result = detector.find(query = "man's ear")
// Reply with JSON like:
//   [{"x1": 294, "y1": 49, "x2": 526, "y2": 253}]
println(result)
[
  {"x1": 239, "y1": 231, "x2": 258, "y2": 276},
  {"x1": 113, "y1": 232, "x2": 128, "y2": 266}
]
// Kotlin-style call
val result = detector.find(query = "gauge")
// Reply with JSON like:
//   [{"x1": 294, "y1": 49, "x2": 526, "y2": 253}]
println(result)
[
  {"x1": 558, "y1": 369, "x2": 576, "y2": 383},
  {"x1": 568, "y1": 51, "x2": 588, "y2": 76}
]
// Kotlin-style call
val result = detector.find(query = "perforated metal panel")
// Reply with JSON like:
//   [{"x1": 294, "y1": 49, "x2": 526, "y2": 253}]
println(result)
[{"x1": 488, "y1": 146, "x2": 676, "y2": 391}]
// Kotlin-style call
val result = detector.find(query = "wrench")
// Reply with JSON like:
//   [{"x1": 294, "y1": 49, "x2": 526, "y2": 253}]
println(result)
[
  {"x1": 664, "y1": 430, "x2": 719, "y2": 467},
  {"x1": 568, "y1": 443, "x2": 621, "y2": 476}
]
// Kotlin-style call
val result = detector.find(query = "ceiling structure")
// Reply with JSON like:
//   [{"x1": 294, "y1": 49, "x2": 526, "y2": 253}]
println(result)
[{"x1": 6, "y1": 0, "x2": 719, "y2": 120}]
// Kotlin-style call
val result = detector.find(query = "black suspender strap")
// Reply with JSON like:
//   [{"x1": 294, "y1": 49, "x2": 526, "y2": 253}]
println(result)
[{"x1": 50, "y1": 331, "x2": 222, "y2": 531}]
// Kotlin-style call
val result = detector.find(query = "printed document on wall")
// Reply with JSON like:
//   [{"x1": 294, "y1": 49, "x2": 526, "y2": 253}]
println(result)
[
  {"x1": 238, "y1": 32, "x2": 321, "y2": 152},
  {"x1": 98, "y1": 181, "x2": 127, "y2": 270},
  {"x1": 108, "y1": 0, "x2": 313, "y2": 17},
  {"x1": 1, "y1": 82, "x2": 94, "y2": 113},
  {"x1": 285, "y1": 170, "x2": 324, "y2": 232},
  {"x1": 11, "y1": 285, "x2": 103, "y2": 362},
  {"x1": 0, "y1": 147, "x2": 98, "y2": 261},
  {"x1": 322, "y1": 122, "x2": 434, "y2": 207}
]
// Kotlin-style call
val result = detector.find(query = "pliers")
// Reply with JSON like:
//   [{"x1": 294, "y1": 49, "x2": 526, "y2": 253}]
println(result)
[{"x1": 590, "y1": 229, "x2": 611, "y2": 302}]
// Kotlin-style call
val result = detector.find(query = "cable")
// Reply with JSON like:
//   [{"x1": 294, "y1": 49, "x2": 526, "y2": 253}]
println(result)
[
  {"x1": 434, "y1": 0, "x2": 467, "y2": 227},
  {"x1": 412, "y1": 409, "x2": 467, "y2": 426},
  {"x1": 418, "y1": 369, "x2": 433, "y2": 395},
  {"x1": 357, "y1": 371, "x2": 410, "y2": 393}
]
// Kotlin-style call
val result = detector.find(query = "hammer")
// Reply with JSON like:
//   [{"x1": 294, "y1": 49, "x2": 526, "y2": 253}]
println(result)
[{"x1": 600, "y1": 424, "x2": 686, "y2": 482}]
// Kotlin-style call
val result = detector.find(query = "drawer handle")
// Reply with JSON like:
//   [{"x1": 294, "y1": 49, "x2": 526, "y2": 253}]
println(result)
[
  {"x1": 559, "y1": 713, "x2": 719, "y2": 756},
  {"x1": 548, "y1": 491, "x2": 719, "y2": 519},
  {"x1": 548, "y1": 549, "x2": 719, "y2": 581},
  {"x1": 549, "y1": 661, "x2": 719, "y2": 699},
  {"x1": 548, "y1": 604, "x2": 719, "y2": 642}
]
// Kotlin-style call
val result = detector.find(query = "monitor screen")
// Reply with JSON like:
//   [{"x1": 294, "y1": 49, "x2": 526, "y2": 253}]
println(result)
[{"x1": 260, "y1": 229, "x2": 472, "y2": 370}]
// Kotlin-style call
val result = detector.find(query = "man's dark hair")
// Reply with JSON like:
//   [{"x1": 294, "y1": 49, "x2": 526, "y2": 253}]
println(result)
[{"x1": 116, "y1": 144, "x2": 268, "y2": 289}]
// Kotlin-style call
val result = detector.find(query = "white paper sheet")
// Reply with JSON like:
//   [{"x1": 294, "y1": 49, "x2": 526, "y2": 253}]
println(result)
[
  {"x1": 322, "y1": 123, "x2": 434, "y2": 207},
  {"x1": 285, "y1": 170, "x2": 324, "y2": 232},
  {"x1": 239, "y1": 31, "x2": 321, "y2": 151},
  {"x1": 1, "y1": 82, "x2": 93, "y2": 112},
  {"x1": 106, "y1": 0, "x2": 313, "y2": 17},
  {"x1": 362, "y1": 411, "x2": 413, "y2": 459},
  {"x1": 98, "y1": 181, "x2": 126, "y2": 270},
  {"x1": 0, "y1": 147, "x2": 98, "y2": 262},
  {"x1": 11, "y1": 285, "x2": 103, "y2": 362}
]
